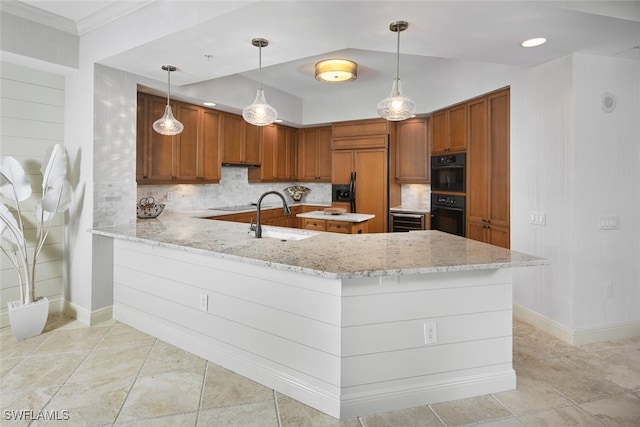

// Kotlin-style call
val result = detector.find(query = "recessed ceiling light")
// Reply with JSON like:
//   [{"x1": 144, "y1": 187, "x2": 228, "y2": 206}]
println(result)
[
  {"x1": 521, "y1": 37, "x2": 547, "y2": 48},
  {"x1": 203, "y1": 101, "x2": 216, "y2": 107}
]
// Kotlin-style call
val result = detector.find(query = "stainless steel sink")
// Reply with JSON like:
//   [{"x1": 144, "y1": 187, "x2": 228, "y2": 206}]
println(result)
[{"x1": 260, "y1": 228, "x2": 317, "y2": 241}]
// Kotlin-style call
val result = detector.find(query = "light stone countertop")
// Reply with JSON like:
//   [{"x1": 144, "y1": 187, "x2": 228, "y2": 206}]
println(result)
[
  {"x1": 390, "y1": 205, "x2": 431, "y2": 213},
  {"x1": 297, "y1": 211, "x2": 375, "y2": 223},
  {"x1": 92, "y1": 211, "x2": 547, "y2": 279}
]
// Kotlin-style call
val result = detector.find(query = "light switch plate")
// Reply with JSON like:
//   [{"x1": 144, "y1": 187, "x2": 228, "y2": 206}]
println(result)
[
  {"x1": 600, "y1": 216, "x2": 619, "y2": 230},
  {"x1": 529, "y1": 211, "x2": 546, "y2": 226}
]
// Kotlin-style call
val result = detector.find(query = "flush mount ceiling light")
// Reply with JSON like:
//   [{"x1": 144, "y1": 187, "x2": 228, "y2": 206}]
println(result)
[
  {"x1": 377, "y1": 20, "x2": 416, "y2": 121},
  {"x1": 152, "y1": 65, "x2": 184, "y2": 135},
  {"x1": 521, "y1": 37, "x2": 547, "y2": 48},
  {"x1": 315, "y1": 59, "x2": 357, "y2": 83},
  {"x1": 243, "y1": 38, "x2": 278, "y2": 126}
]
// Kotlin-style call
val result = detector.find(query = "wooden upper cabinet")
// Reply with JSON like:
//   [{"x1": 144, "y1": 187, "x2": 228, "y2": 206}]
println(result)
[
  {"x1": 145, "y1": 96, "x2": 176, "y2": 182},
  {"x1": 297, "y1": 126, "x2": 332, "y2": 182},
  {"x1": 137, "y1": 92, "x2": 221, "y2": 184},
  {"x1": 395, "y1": 117, "x2": 429, "y2": 183},
  {"x1": 248, "y1": 124, "x2": 297, "y2": 183},
  {"x1": 274, "y1": 125, "x2": 297, "y2": 180},
  {"x1": 431, "y1": 103, "x2": 467, "y2": 155},
  {"x1": 175, "y1": 103, "x2": 200, "y2": 181},
  {"x1": 332, "y1": 118, "x2": 389, "y2": 138},
  {"x1": 220, "y1": 113, "x2": 261, "y2": 166},
  {"x1": 201, "y1": 109, "x2": 221, "y2": 182}
]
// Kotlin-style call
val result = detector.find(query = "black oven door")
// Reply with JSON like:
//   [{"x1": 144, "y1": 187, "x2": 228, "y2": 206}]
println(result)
[
  {"x1": 431, "y1": 154, "x2": 466, "y2": 193},
  {"x1": 430, "y1": 194, "x2": 466, "y2": 236},
  {"x1": 431, "y1": 207, "x2": 465, "y2": 236}
]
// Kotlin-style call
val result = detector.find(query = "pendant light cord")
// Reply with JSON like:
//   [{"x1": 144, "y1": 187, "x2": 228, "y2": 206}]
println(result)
[
  {"x1": 166, "y1": 67, "x2": 171, "y2": 106},
  {"x1": 258, "y1": 45, "x2": 263, "y2": 91},
  {"x1": 395, "y1": 27, "x2": 401, "y2": 81}
]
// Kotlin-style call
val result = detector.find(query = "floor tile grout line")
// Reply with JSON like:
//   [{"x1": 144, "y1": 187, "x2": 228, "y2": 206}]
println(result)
[
  {"x1": 195, "y1": 360, "x2": 211, "y2": 427},
  {"x1": 110, "y1": 336, "x2": 159, "y2": 425},
  {"x1": 273, "y1": 389, "x2": 282, "y2": 427},
  {"x1": 427, "y1": 404, "x2": 448, "y2": 426}
]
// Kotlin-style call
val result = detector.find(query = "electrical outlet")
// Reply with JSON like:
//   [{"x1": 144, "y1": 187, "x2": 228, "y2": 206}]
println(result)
[
  {"x1": 424, "y1": 322, "x2": 438, "y2": 345},
  {"x1": 166, "y1": 192, "x2": 174, "y2": 202},
  {"x1": 199, "y1": 294, "x2": 208, "y2": 311},
  {"x1": 529, "y1": 211, "x2": 546, "y2": 226}
]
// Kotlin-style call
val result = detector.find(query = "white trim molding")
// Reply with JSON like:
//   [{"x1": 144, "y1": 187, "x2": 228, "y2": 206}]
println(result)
[
  {"x1": 62, "y1": 300, "x2": 113, "y2": 326},
  {"x1": 514, "y1": 303, "x2": 640, "y2": 346}
]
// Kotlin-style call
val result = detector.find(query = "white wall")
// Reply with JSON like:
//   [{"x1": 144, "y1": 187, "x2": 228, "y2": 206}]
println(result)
[
  {"x1": 0, "y1": 62, "x2": 66, "y2": 326},
  {"x1": 511, "y1": 54, "x2": 640, "y2": 342}
]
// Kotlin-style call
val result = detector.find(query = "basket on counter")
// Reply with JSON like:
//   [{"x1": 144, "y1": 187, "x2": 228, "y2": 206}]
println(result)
[{"x1": 136, "y1": 197, "x2": 165, "y2": 219}]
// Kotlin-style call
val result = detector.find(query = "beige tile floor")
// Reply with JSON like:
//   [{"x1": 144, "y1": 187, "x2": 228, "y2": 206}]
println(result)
[{"x1": 2, "y1": 314, "x2": 639, "y2": 426}]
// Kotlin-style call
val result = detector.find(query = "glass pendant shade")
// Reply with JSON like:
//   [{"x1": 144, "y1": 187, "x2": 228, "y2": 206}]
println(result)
[
  {"x1": 243, "y1": 89, "x2": 278, "y2": 126},
  {"x1": 244, "y1": 38, "x2": 277, "y2": 126},
  {"x1": 377, "y1": 78, "x2": 415, "y2": 121},
  {"x1": 153, "y1": 105, "x2": 184, "y2": 135},
  {"x1": 378, "y1": 21, "x2": 415, "y2": 122},
  {"x1": 153, "y1": 65, "x2": 184, "y2": 135}
]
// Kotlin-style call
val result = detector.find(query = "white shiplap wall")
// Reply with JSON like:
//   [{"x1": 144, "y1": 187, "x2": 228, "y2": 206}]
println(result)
[{"x1": 0, "y1": 61, "x2": 65, "y2": 326}]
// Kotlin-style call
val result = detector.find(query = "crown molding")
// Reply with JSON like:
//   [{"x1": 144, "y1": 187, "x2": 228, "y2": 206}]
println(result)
[
  {"x1": 0, "y1": 0, "x2": 77, "y2": 34},
  {"x1": 0, "y1": 0, "x2": 155, "y2": 36},
  {"x1": 76, "y1": 1, "x2": 155, "y2": 35}
]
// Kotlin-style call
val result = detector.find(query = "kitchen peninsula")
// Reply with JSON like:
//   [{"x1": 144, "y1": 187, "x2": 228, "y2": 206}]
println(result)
[{"x1": 92, "y1": 213, "x2": 546, "y2": 420}]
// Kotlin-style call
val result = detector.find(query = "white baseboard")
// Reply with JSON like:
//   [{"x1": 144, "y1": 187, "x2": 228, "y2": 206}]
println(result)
[
  {"x1": 62, "y1": 301, "x2": 113, "y2": 326},
  {"x1": 513, "y1": 303, "x2": 640, "y2": 346}
]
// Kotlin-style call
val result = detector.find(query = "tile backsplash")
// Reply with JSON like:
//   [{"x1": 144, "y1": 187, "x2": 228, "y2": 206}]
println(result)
[{"x1": 137, "y1": 167, "x2": 332, "y2": 212}]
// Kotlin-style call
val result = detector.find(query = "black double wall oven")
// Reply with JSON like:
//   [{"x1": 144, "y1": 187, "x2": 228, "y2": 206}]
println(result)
[{"x1": 430, "y1": 153, "x2": 466, "y2": 237}]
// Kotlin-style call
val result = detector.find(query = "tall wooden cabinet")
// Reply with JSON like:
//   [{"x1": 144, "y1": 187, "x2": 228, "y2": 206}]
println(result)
[
  {"x1": 466, "y1": 89, "x2": 510, "y2": 248},
  {"x1": 137, "y1": 93, "x2": 221, "y2": 184},
  {"x1": 297, "y1": 126, "x2": 332, "y2": 181}
]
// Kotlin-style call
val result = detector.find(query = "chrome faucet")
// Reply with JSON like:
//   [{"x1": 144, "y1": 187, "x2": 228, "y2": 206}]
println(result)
[{"x1": 250, "y1": 191, "x2": 291, "y2": 238}]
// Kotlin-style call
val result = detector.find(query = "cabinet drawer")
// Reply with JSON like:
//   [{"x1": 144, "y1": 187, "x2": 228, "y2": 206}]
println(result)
[
  {"x1": 326, "y1": 220, "x2": 351, "y2": 234},
  {"x1": 303, "y1": 218, "x2": 326, "y2": 231}
]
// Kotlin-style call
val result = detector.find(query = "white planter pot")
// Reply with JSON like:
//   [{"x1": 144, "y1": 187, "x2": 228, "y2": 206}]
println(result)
[{"x1": 7, "y1": 297, "x2": 49, "y2": 340}]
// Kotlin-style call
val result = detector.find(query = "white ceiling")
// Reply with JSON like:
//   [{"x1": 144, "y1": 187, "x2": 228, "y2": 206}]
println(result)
[{"x1": 13, "y1": 1, "x2": 640, "y2": 104}]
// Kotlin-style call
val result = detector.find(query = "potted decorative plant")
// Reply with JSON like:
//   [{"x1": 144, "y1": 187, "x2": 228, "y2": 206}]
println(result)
[{"x1": 0, "y1": 144, "x2": 71, "y2": 339}]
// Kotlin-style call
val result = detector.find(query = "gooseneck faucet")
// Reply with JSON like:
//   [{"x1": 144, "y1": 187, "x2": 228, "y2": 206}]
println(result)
[{"x1": 250, "y1": 191, "x2": 291, "y2": 238}]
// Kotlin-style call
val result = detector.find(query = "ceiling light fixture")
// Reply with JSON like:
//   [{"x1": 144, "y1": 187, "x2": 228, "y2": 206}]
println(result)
[
  {"x1": 152, "y1": 65, "x2": 184, "y2": 135},
  {"x1": 377, "y1": 20, "x2": 415, "y2": 121},
  {"x1": 521, "y1": 37, "x2": 547, "y2": 48},
  {"x1": 243, "y1": 38, "x2": 277, "y2": 126},
  {"x1": 315, "y1": 59, "x2": 357, "y2": 83}
]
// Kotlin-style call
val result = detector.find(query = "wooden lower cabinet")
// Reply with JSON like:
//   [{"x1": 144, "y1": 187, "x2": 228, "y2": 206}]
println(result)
[{"x1": 301, "y1": 218, "x2": 368, "y2": 234}]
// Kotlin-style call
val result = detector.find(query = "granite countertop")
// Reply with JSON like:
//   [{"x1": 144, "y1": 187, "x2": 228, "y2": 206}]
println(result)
[
  {"x1": 206, "y1": 202, "x2": 331, "y2": 216},
  {"x1": 297, "y1": 211, "x2": 374, "y2": 223},
  {"x1": 92, "y1": 212, "x2": 547, "y2": 279},
  {"x1": 390, "y1": 205, "x2": 431, "y2": 213}
]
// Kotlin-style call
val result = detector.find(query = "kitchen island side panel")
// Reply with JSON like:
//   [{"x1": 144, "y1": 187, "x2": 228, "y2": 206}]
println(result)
[
  {"x1": 338, "y1": 270, "x2": 515, "y2": 418},
  {"x1": 112, "y1": 239, "x2": 344, "y2": 416}
]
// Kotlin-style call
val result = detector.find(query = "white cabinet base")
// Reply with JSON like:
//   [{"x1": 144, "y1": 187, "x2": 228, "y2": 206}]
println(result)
[{"x1": 113, "y1": 239, "x2": 515, "y2": 420}]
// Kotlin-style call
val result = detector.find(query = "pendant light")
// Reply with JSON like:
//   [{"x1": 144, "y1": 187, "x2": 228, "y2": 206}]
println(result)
[
  {"x1": 377, "y1": 21, "x2": 416, "y2": 121},
  {"x1": 153, "y1": 65, "x2": 184, "y2": 135},
  {"x1": 243, "y1": 38, "x2": 278, "y2": 126}
]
